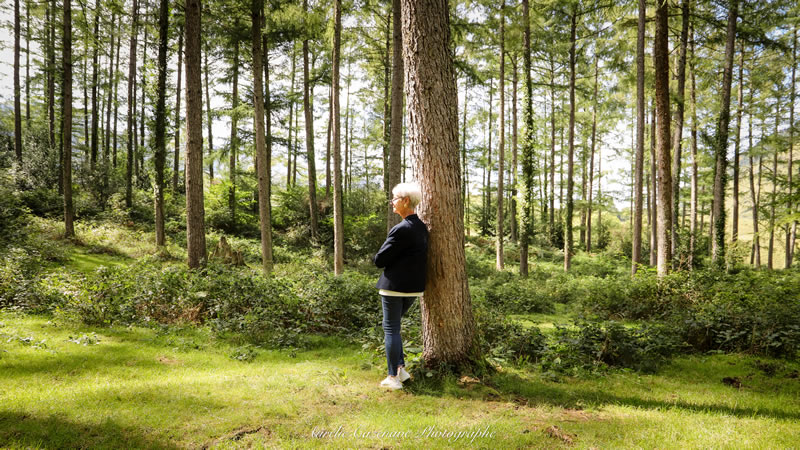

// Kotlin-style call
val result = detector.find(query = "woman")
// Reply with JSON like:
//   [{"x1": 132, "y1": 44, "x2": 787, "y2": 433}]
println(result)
[{"x1": 373, "y1": 182, "x2": 428, "y2": 390}]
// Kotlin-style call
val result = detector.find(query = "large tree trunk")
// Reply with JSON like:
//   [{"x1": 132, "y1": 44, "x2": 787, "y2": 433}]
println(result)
[
  {"x1": 387, "y1": 0, "x2": 404, "y2": 231},
  {"x1": 229, "y1": 35, "x2": 239, "y2": 229},
  {"x1": 519, "y1": 0, "x2": 534, "y2": 277},
  {"x1": 303, "y1": 0, "x2": 319, "y2": 242},
  {"x1": 671, "y1": 0, "x2": 689, "y2": 261},
  {"x1": 401, "y1": 0, "x2": 477, "y2": 370},
  {"x1": 154, "y1": 0, "x2": 169, "y2": 247},
  {"x1": 90, "y1": 10, "x2": 99, "y2": 172},
  {"x1": 125, "y1": 0, "x2": 139, "y2": 208},
  {"x1": 173, "y1": 26, "x2": 184, "y2": 192},
  {"x1": 62, "y1": 0, "x2": 74, "y2": 238},
  {"x1": 496, "y1": 3, "x2": 505, "y2": 271},
  {"x1": 564, "y1": 11, "x2": 577, "y2": 272},
  {"x1": 332, "y1": 0, "x2": 344, "y2": 275},
  {"x1": 654, "y1": 0, "x2": 673, "y2": 275},
  {"x1": 14, "y1": 0, "x2": 22, "y2": 164},
  {"x1": 732, "y1": 43, "x2": 743, "y2": 244},
  {"x1": 185, "y1": 0, "x2": 207, "y2": 268},
  {"x1": 711, "y1": 0, "x2": 739, "y2": 265},
  {"x1": 251, "y1": 0, "x2": 272, "y2": 274}
]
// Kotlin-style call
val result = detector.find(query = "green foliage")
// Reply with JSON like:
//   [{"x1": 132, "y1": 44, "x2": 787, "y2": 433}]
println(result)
[
  {"x1": 474, "y1": 305, "x2": 547, "y2": 366},
  {"x1": 295, "y1": 270, "x2": 381, "y2": 335},
  {"x1": 0, "y1": 170, "x2": 31, "y2": 245},
  {"x1": 540, "y1": 321, "x2": 683, "y2": 375},
  {"x1": 483, "y1": 271, "x2": 556, "y2": 314}
]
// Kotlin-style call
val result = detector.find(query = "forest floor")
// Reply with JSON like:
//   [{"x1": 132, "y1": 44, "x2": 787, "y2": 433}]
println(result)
[
  {"x1": 2, "y1": 310, "x2": 799, "y2": 448},
  {"x1": 2, "y1": 220, "x2": 800, "y2": 448}
]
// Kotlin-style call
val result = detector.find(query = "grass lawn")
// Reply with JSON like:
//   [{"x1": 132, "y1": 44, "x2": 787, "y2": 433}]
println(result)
[{"x1": 1, "y1": 311, "x2": 798, "y2": 449}]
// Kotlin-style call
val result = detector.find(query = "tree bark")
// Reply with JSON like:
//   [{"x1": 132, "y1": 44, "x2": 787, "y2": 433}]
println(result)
[
  {"x1": 47, "y1": 0, "x2": 56, "y2": 155},
  {"x1": 649, "y1": 101, "x2": 658, "y2": 266},
  {"x1": 401, "y1": 0, "x2": 477, "y2": 370},
  {"x1": 711, "y1": 0, "x2": 739, "y2": 265},
  {"x1": 387, "y1": 0, "x2": 404, "y2": 231},
  {"x1": 14, "y1": 0, "x2": 22, "y2": 163},
  {"x1": 519, "y1": 0, "x2": 534, "y2": 277},
  {"x1": 587, "y1": 56, "x2": 598, "y2": 253},
  {"x1": 511, "y1": 56, "x2": 518, "y2": 243},
  {"x1": 748, "y1": 95, "x2": 760, "y2": 267},
  {"x1": 671, "y1": 0, "x2": 689, "y2": 261},
  {"x1": 565, "y1": 11, "x2": 577, "y2": 272},
  {"x1": 332, "y1": 0, "x2": 344, "y2": 275},
  {"x1": 229, "y1": 34, "x2": 239, "y2": 229},
  {"x1": 174, "y1": 26, "x2": 184, "y2": 192},
  {"x1": 104, "y1": 12, "x2": 116, "y2": 170},
  {"x1": 90, "y1": 10, "x2": 99, "y2": 171},
  {"x1": 113, "y1": 27, "x2": 121, "y2": 169},
  {"x1": 154, "y1": 0, "x2": 169, "y2": 247},
  {"x1": 252, "y1": 0, "x2": 272, "y2": 274},
  {"x1": 787, "y1": 29, "x2": 797, "y2": 267},
  {"x1": 768, "y1": 105, "x2": 779, "y2": 270},
  {"x1": 204, "y1": 40, "x2": 214, "y2": 180},
  {"x1": 63, "y1": 0, "x2": 74, "y2": 238},
  {"x1": 287, "y1": 45, "x2": 296, "y2": 187},
  {"x1": 185, "y1": 0, "x2": 207, "y2": 268},
  {"x1": 549, "y1": 57, "x2": 556, "y2": 238},
  {"x1": 496, "y1": 2, "x2": 505, "y2": 271},
  {"x1": 732, "y1": 42, "x2": 743, "y2": 244},
  {"x1": 689, "y1": 26, "x2": 698, "y2": 269},
  {"x1": 303, "y1": 0, "x2": 319, "y2": 242},
  {"x1": 125, "y1": 0, "x2": 139, "y2": 208},
  {"x1": 654, "y1": 0, "x2": 673, "y2": 275}
]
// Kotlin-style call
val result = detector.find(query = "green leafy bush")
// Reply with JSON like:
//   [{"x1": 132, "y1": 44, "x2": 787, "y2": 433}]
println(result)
[
  {"x1": 474, "y1": 306, "x2": 547, "y2": 365},
  {"x1": 483, "y1": 273, "x2": 556, "y2": 314}
]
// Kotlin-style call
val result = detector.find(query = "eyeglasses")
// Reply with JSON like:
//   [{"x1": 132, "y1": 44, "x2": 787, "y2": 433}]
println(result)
[{"x1": 389, "y1": 196, "x2": 405, "y2": 204}]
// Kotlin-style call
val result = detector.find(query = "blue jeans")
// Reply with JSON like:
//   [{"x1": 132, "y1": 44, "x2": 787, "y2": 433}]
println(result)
[{"x1": 381, "y1": 295, "x2": 415, "y2": 376}]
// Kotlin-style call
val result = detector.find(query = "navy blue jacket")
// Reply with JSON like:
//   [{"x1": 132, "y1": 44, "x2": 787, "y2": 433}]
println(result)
[{"x1": 373, "y1": 214, "x2": 429, "y2": 292}]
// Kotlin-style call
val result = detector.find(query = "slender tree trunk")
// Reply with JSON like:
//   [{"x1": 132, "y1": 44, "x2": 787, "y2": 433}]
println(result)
[
  {"x1": 732, "y1": 43, "x2": 744, "y2": 244},
  {"x1": 387, "y1": 0, "x2": 404, "y2": 231},
  {"x1": 63, "y1": 0, "x2": 74, "y2": 238},
  {"x1": 113, "y1": 27, "x2": 121, "y2": 169},
  {"x1": 650, "y1": 101, "x2": 658, "y2": 266},
  {"x1": 126, "y1": 0, "x2": 139, "y2": 208},
  {"x1": 382, "y1": 11, "x2": 391, "y2": 203},
  {"x1": 303, "y1": 0, "x2": 319, "y2": 241},
  {"x1": 332, "y1": 0, "x2": 344, "y2": 275},
  {"x1": 689, "y1": 27, "x2": 698, "y2": 269},
  {"x1": 205, "y1": 40, "x2": 214, "y2": 180},
  {"x1": 580, "y1": 126, "x2": 586, "y2": 250},
  {"x1": 47, "y1": 0, "x2": 56, "y2": 155},
  {"x1": 139, "y1": 13, "x2": 148, "y2": 187},
  {"x1": 711, "y1": 0, "x2": 739, "y2": 265},
  {"x1": 787, "y1": 29, "x2": 797, "y2": 267},
  {"x1": 564, "y1": 11, "x2": 577, "y2": 272},
  {"x1": 14, "y1": 0, "x2": 22, "y2": 163},
  {"x1": 496, "y1": 3, "x2": 505, "y2": 271},
  {"x1": 251, "y1": 0, "x2": 272, "y2": 273},
  {"x1": 24, "y1": 0, "x2": 30, "y2": 128},
  {"x1": 345, "y1": 60, "x2": 351, "y2": 193},
  {"x1": 519, "y1": 0, "x2": 534, "y2": 277},
  {"x1": 154, "y1": 0, "x2": 169, "y2": 247},
  {"x1": 90, "y1": 10, "x2": 99, "y2": 171},
  {"x1": 174, "y1": 26, "x2": 184, "y2": 192},
  {"x1": 549, "y1": 58, "x2": 556, "y2": 237},
  {"x1": 325, "y1": 85, "x2": 332, "y2": 199},
  {"x1": 511, "y1": 57, "x2": 518, "y2": 243},
  {"x1": 654, "y1": 0, "x2": 673, "y2": 275},
  {"x1": 287, "y1": 45, "x2": 295, "y2": 187},
  {"x1": 462, "y1": 79, "x2": 468, "y2": 226},
  {"x1": 185, "y1": 0, "x2": 206, "y2": 268},
  {"x1": 486, "y1": 79, "x2": 493, "y2": 236},
  {"x1": 401, "y1": 0, "x2": 477, "y2": 370},
  {"x1": 748, "y1": 100, "x2": 761, "y2": 267},
  {"x1": 769, "y1": 105, "x2": 779, "y2": 270},
  {"x1": 229, "y1": 36, "x2": 239, "y2": 228},
  {"x1": 588, "y1": 56, "x2": 598, "y2": 253},
  {"x1": 104, "y1": 12, "x2": 116, "y2": 170},
  {"x1": 671, "y1": 0, "x2": 689, "y2": 261}
]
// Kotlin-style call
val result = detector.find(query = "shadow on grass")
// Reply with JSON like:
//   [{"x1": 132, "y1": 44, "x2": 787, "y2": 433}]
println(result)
[
  {"x1": 0, "y1": 410, "x2": 180, "y2": 449},
  {"x1": 405, "y1": 370, "x2": 800, "y2": 422}
]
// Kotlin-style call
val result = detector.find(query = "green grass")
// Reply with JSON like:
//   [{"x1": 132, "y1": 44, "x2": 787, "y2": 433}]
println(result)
[{"x1": 2, "y1": 311, "x2": 798, "y2": 449}]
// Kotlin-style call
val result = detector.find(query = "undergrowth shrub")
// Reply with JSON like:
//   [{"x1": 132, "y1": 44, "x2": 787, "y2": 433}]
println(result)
[
  {"x1": 474, "y1": 306, "x2": 547, "y2": 365},
  {"x1": 483, "y1": 272, "x2": 556, "y2": 314}
]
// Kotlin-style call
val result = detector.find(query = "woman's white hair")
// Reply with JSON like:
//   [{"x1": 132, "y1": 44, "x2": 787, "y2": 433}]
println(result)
[{"x1": 392, "y1": 182, "x2": 422, "y2": 209}]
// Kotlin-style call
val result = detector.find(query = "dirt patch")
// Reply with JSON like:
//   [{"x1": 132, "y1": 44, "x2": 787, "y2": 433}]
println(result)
[
  {"x1": 157, "y1": 356, "x2": 182, "y2": 365},
  {"x1": 544, "y1": 425, "x2": 576, "y2": 445},
  {"x1": 722, "y1": 376, "x2": 741, "y2": 389},
  {"x1": 202, "y1": 426, "x2": 271, "y2": 449}
]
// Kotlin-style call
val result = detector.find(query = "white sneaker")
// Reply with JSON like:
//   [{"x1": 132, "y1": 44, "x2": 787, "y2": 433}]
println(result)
[
  {"x1": 380, "y1": 376, "x2": 403, "y2": 390},
  {"x1": 397, "y1": 367, "x2": 411, "y2": 382}
]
